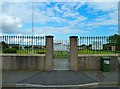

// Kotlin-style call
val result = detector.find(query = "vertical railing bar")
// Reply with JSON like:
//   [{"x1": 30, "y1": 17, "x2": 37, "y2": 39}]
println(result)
[
  {"x1": 18, "y1": 35, "x2": 19, "y2": 54},
  {"x1": 33, "y1": 36, "x2": 34, "y2": 54},
  {"x1": 38, "y1": 36, "x2": 39, "y2": 53},
  {"x1": 7, "y1": 36, "x2": 8, "y2": 48},
  {"x1": 93, "y1": 36, "x2": 95, "y2": 54},
  {"x1": 87, "y1": 36, "x2": 89, "y2": 54},
  {"x1": 89, "y1": 36, "x2": 90, "y2": 54},
  {"x1": 102, "y1": 36, "x2": 104, "y2": 54},
  {"x1": 19, "y1": 36, "x2": 21, "y2": 54},
  {"x1": 97, "y1": 36, "x2": 98, "y2": 54},
  {"x1": 98, "y1": 36, "x2": 100, "y2": 54},
  {"x1": 80, "y1": 37, "x2": 82, "y2": 54},
  {"x1": 29, "y1": 36, "x2": 30, "y2": 54},
  {"x1": 86, "y1": 36, "x2": 88, "y2": 54},
  {"x1": 27, "y1": 36, "x2": 29, "y2": 54},
  {"x1": 104, "y1": 36, "x2": 107, "y2": 54},
  {"x1": 16, "y1": 35, "x2": 18, "y2": 54},
  {"x1": 82, "y1": 37, "x2": 83, "y2": 54},
  {"x1": 100, "y1": 36, "x2": 101, "y2": 54},
  {"x1": 81, "y1": 37, "x2": 84, "y2": 54},
  {"x1": 35, "y1": 36, "x2": 36, "y2": 53},
  {"x1": 24, "y1": 36, "x2": 26, "y2": 54},
  {"x1": 27, "y1": 36, "x2": 28, "y2": 54},
  {"x1": 78, "y1": 37, "x2": 81, "y2": 54},
  {"x1": 91, "y1": 36, "x2": 92, "y2": 54}
]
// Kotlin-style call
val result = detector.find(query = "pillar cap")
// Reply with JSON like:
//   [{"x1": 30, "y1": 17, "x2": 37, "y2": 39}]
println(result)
[
  {"x1": 45, "y1": 35, "x2": 54, "y2": 38},
  {"x1": 69, "y1": 36, "x2": 78, "y2": 38}
]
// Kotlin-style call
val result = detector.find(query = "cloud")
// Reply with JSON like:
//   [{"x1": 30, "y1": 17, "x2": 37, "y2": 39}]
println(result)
[
  {"x1": 75, "y1": 2, "x2": 85, "y2": 10},
  {"x1": 54, "y1": 3, "x2": 62, "y2": 13},
  {"x1": 87, "y1": 2, "x2": 118, "y2": 12},
  {"x1": 1, "y1": 16, "x2": 23, "y2": 34},
  {"x1": 2, "y1": 2, "x2": 33, "y2": 22},
  {"x1": 68, "y1": 16, "x2": 87, "y2": 26},
  {"x1": 62, "y1": 11, "x2": 79, "y2": 18},
  {"x1": 1, "y1": 2, "x2": 118, "y2": 36},
  {"x1": 28, "y1": 26, "x2": 87, "y2": 36},
  {"x1": 2, "y1": 0, "x2": 119, "y2": 2},
  {"x1": 87, "y1": 10, "x2": 118, "y2": 28}
]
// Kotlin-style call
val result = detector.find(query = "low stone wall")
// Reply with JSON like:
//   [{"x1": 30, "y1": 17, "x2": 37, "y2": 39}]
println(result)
[
  {"x1": 1, "y1": 54, "x2": 119, "y2": 71},
  {"x1": 1, "y1": 54, "x2": 45, "y2": 71},
  {"x1": 78, "y1": 54, "x2": 119, "y2": 71}
]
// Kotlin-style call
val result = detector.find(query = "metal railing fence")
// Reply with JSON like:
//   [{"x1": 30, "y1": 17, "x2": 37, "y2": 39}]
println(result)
[
  {"x1": 0, "y1": 36, "x2": 45, "y2": 54},
  {"x1": 78, "y1": 36, "x2": 120, "y2": 54}
]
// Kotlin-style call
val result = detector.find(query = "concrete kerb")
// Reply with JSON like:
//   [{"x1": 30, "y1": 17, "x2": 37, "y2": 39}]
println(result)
[
  {"x1": 15, "y1": 82, "x2": 99, "y2": 88},
  {"x1": 99, "y1": 82, "x2": 119, "y2": 86},
  {"x1": 2, "y1": 82, "x2": 119, "y2": 88}
]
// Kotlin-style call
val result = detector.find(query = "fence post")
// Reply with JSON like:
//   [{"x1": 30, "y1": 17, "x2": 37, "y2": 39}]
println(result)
[
  {"x1": 45, "y1": 36, "x2": 54, "y2": 71},
  {"x1": 69, "y1": 36, "x2": 78, "y2": 71}
]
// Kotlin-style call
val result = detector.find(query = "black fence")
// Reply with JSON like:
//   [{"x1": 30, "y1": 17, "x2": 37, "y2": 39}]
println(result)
[
  {"x1": 78, "y1": 36, "x2": 120, "y2": 54},
  {"x1": 0, "y1": 35, "x2": 120, "y2": 54},
  {"x1": 0, "y1": 36, "x2": 45, "y2": 54}
]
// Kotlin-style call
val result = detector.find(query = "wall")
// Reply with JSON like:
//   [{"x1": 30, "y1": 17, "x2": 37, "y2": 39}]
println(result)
[
  {"x1": 78, "y1": 54, "x2": 119, "y2": 71},
  {"x1": 1, "y1": 54, "x2": 119, "y2": 71},
  {"x1": 2, "y1": 54, "x2": 45, "y2": 71}
]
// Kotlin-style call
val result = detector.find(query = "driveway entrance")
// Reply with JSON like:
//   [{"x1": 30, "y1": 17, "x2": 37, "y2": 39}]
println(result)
[
  {"x1": 54, "y1": 58, "x2": 69, "y2": 70},
  {"x1": 53, "y1": 40, "x2": 70, "y2": 70}
]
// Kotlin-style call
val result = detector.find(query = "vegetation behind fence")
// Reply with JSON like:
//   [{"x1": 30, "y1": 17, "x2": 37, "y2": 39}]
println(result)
[
  {"x1": 0, "y1": 34, "x2": 120, "y2": 54},
  {"x1": 78, "y1": 34, "x2": 120, "y2": 54}
]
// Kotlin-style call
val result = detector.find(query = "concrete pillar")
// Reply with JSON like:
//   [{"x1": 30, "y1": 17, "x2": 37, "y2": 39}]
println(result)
[
  {"x1": 45, "y1": 36, "x2": 54, "y2": 71},
  {"x1": 69, "y1": 36, "x2": 78, "y2": 71}
]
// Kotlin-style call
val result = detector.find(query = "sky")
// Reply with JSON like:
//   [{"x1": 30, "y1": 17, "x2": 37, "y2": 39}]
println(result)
[{"x1": 0, "y1": 1, "x2": 119, "y2": 40}]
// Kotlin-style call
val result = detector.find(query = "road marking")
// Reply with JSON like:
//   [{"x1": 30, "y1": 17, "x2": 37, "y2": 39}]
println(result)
[{"x1": 15, "y1": 82, "x2": 99, "y2": 87}]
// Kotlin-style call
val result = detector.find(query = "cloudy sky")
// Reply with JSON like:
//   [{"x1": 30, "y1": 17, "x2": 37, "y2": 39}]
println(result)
[{"x1": 1, "y1": 1, "x2": 118, "y2": 40}]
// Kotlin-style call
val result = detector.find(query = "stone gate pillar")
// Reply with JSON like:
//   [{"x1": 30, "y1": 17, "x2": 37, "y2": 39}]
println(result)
[
  {"x1": 69, "y1": 36, "x2": 78, "y2": 71},
  {"x1": 45, "y1": 36, "x2": 54, "y2": 71}
]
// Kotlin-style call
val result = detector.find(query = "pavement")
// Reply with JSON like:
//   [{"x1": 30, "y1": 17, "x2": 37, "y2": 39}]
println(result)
[
  {"x1": 82, "y1": 70, "x2": 119, "y2": 82},
  {"x1": 2, "y1": 70, "x2": 119, "y2": 89}
]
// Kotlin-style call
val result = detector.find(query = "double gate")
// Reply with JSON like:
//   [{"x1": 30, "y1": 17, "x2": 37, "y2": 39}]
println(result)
[{"x1": 53, "y1": 40, "x2": 70, "y2": 70}]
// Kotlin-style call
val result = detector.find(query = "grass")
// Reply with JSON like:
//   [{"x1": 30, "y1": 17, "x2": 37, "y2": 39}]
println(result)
[
  {"x1": 53, "y1": 51, "x2": 69, "y2": 58},
  {"x1": 78, "y1": 49, "x2": 116, "y2": 54},
  {"x1": 1, "y1": 49, "x2": 119, "y2": 57},
  {"x1": 17, "y1": 49, "x2": 45, "y2": 54}
]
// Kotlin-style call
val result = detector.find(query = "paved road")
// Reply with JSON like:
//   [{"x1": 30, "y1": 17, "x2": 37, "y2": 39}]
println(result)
[{"x1": 2, "y1": 87, "x2": 120, "y2": 89}]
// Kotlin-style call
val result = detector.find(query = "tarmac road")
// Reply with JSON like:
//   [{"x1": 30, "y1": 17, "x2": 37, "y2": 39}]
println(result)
[{"x1": 1, "y1": 86, "x2": 120, "y2": 89}]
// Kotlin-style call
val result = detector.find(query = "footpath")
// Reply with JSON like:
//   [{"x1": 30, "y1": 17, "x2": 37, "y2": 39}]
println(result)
[{"x1": 2, "y1": 70, "x2": 119, "y2": 88}]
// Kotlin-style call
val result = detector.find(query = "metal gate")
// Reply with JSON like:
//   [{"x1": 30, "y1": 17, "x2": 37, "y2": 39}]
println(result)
[{"x1": 53, "y1": 40, "x2": 70, "y2": 70}]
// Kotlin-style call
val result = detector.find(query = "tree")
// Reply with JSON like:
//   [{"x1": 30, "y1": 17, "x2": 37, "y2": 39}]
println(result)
[
  {"x1": 0, "y1": 41, "x2": 8, "y2": 50},
  {"x1": 107, "y1": 34, "x2": 120, "y2": 51}
]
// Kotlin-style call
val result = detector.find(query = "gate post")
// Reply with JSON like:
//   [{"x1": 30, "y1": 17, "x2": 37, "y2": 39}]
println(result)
[
  {"x1": 69, "y1": 36, "x2": 78, "y2": 71},
  {"x1": 45, "y1": 36, "x2": 54, "y2": 71}
]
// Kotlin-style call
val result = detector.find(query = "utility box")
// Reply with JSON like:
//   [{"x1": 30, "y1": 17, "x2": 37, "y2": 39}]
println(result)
[{"x1": 101, "y1": 57, "x2": 110, "y2": 72}]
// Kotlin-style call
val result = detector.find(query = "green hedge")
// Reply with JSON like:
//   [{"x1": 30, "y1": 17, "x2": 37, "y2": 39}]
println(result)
[
  {"x1": 38, "y1": 51, "x2": 45, "y2": 54},
  {"x1": 3, "y1": 48, "x2": 17, "y2": 53}
]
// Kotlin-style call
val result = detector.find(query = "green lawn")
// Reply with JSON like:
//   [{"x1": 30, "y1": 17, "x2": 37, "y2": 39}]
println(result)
[
  {"x1": 1, "y1": 49, "x2": 119, "y2": 56},
  {"x1": 78, "y1": 49, "x2": 116, "y2": 54},
  {"x1": 53, "y1": 51, "x2": 69, "y2": 58},
  {"x1": 17, "y1": 49, "x2": 45, "y2": 54}
]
